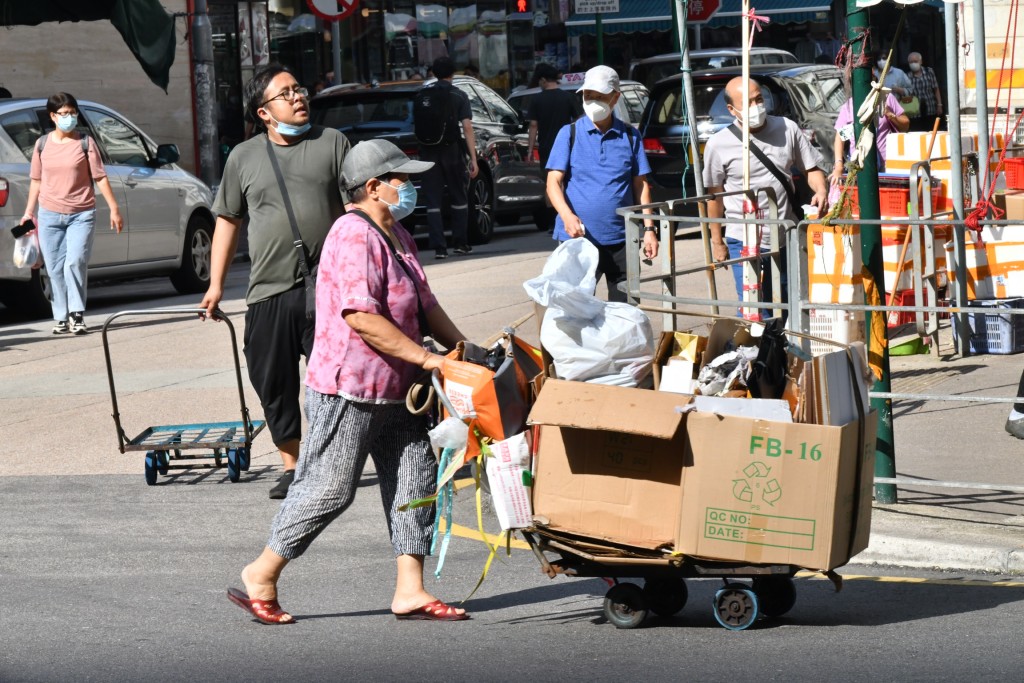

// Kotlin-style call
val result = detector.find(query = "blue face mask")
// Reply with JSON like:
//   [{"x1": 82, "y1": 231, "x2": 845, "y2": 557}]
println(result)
[
  {"x1": 380, "y1": 180, "x2": 417, "y2": 221},
  {"x1": 56, "y1": 114, "x2": 78, "y2": 133},
  {"x1": 268, "y1": 112, "x2": 310, "y2": 138}
]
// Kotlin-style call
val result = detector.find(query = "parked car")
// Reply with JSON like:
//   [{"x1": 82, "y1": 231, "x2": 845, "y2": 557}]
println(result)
[
  {"x1": 640, "y1": 64, "x2": 846, "y2": 209},
  {"x1": 0, "y1": 98, "x2": 215, "y2": 317},
  {"x1": 506, "y1": 76, "x2": 650, "y2": 130},
  {"x1": 309, "y1": 76, "x2": 546, "y2": 242},
  {"x1": 628, "y1": 48, "x2": 800, "y2": 90}
]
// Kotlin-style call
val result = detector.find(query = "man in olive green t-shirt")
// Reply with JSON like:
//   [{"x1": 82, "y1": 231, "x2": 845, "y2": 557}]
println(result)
[{"x1": 202, "y1": 64, "x2": 350, "y2": 499}]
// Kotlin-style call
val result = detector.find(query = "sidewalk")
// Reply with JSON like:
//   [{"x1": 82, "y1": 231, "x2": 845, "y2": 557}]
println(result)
[{"x1": 0, "y1": 226, "x2": 1021, "y2": 575}]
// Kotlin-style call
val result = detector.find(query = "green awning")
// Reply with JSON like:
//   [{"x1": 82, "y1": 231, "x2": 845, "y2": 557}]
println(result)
[
  {"x1": 704, "y1": 1, "x2": 832, "y2": 28},
  {"x1": 566, "y1": 0, "x2": 673, "y2": 37},
  {"x1": 0, "y1": 0, "x2": 176, "y2": 91}
]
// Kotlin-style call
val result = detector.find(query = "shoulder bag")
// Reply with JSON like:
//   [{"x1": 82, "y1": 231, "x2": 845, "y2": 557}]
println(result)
[
  {"x1": 728, "y1": 123, "x2": 798, "y2": 214},
  {"x1": 265, "y1": 136, "x2": 317, "y2": 319}
]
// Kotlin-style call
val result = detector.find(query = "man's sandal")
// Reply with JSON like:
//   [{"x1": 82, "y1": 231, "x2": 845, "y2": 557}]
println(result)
[{"x1": 227, "y1": 587, "x2": 296, "y2": 625}]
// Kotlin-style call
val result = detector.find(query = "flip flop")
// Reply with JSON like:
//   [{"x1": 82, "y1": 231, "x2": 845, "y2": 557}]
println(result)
[
  {"x1": 226, "y1": 587, "x2": 296, "y2": 625},
  {"x1": 394, "y1": 599, "x2": 470, "y2": 621}
]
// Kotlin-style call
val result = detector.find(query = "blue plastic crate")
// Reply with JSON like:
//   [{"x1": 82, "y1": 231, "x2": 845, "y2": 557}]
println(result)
[{"x1": 951, "y1": 298, "x2": 1024, "y2": 354}]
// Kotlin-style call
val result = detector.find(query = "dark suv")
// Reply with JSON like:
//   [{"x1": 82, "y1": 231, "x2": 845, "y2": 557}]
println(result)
[
  {"x1": 640, "y1": 64, "x2": 846, "y2": 208},
  {"x1": 309, "y1": 77, "x2": 545, "y2": 244}
]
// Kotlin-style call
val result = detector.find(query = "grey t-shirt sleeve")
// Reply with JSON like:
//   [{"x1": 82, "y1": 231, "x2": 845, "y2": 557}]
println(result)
[
  {"x1": 702, "y1": 133, "x2": 728, "y2": 188},
  {"x1": 333, "y1": 129, "x2": 352, "y2": 200},
  {"x1": 212, "y1": 146, "x2": 247, "y2": 218}
]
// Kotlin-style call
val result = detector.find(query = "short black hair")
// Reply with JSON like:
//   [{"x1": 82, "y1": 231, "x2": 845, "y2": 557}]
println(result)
[
  {"x1": 46, "y1": 92, "x2": 79, "y2": 114},
  {"x1": 432, "y1": 57, "x2": 455, "y2": 79},
  {"x1": 244, "y1": 63, "x2": 292, "y2": 132},
  {"x1": 536, "y1": 63, "x2": 560, "y2": 83},
  {"x1": 348, "y1": 173, "x2": 395, "y2": 203}
]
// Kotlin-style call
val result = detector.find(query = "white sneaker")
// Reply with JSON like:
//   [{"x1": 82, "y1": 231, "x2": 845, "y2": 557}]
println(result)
[
  {"x1": 52, "y1": 320, "x2": 70, "y2": 335},
  {"x1": 69, "y1": 312, "x2": 88, "y2": 335}
]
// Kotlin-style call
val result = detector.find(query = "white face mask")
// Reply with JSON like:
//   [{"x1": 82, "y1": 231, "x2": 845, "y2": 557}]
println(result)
[
  {"x1": 583, "y1": 98, "x2": 612, "y2": 123},
  {"x1": 741, "y1": 103, "x2": 767, "y2": 129},
  {"x1": 908, "y1": 62, "x2": 922, "y2": 72},
  {"x1": 876, "y1": 59, "x2": 887, "y2": 71}
]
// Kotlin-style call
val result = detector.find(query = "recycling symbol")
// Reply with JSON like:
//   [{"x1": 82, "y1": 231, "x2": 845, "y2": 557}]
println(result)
[{"x1": 732, "y1": 462, "x2": 783, "y2": 506}]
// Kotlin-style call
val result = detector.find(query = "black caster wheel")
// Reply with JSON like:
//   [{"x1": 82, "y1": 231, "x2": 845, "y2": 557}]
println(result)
[
  {"x1": 237, "y1": 447, "x2": 250, "y2": 472},
  {"x1": 643, "y1": 578, "x2": 688, "y2": 617},
  {"x1": 603, "y1": 583, "x2": 649, "y2": 629},
  {"x1": 752, "y1": 576, "x2": 797, "y2": 618},
  {"x1": 144, "y1": 451, "x2": 159, "y2": 486},
  {"x1": 226, "y1": 448, "x2": 241, "y2": 482},
  {"x1": 713, "y1": 582, "x2": 760, "y2": 631},
  {"x1": 157, "y1": 450, "x2": 169, "y2": 476}
]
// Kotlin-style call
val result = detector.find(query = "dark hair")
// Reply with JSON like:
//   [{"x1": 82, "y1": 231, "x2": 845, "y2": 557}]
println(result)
[
  {"x1": 536, "y1": 63, "x2": 560, "y2": 83},
  {"x1": 244, "y1": 63, "x2": 291, "y2": 132},
  {"x1": 0, "y1": 86, "x2": 12, "y2": 99},
  {"x1": 348, "y1": 173, "x2": 395, "y2": 203},
  {"x1": 432, "y1": 57, "x2": 455, "y2": 79},
  {"x1": 46, "y1": 92, "x2": 79, "y2": 114}
]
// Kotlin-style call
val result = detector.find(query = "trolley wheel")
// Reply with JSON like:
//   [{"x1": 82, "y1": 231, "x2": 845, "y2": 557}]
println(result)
[
  {"x1": 603, "y1": 583, "x2": 649, "y2": 629},
  {"x1": 226, "y1": 449, "x2": 241, "y2": 483},
  {"x1": 237, "y1": 447, "x2": 251, "y2": 472},
  {"x1": 157, "y1": 451, "x2": 170, "y2": 476},
  {"x1": 643, "y1": 578, "x2": 688, "y2": 617},
  {"x1": 713, "y1": 583, "x2": 760, "y2": 631},
  {"x1": 751, "y1": 576, "x2": 797, "y2": 618},
  {"x1": 144, "y1": 451, "x2": 159, "y2": 486}
]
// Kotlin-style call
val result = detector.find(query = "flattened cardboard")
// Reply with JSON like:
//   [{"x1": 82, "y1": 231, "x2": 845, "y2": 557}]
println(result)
[
  {"x1": 528, "y1": 379, "x2": 690, "y2": 548},
  {"x1": 678, "y1": 411, "x2": 876, "y2": 570}
]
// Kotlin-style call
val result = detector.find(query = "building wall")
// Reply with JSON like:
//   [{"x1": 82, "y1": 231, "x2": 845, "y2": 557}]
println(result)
[{"x1": 0, "y1": 1, "x2": 198, "y2": 175}]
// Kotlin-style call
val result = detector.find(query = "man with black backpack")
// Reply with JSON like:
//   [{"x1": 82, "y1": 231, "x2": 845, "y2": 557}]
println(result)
[{"x1": 413, "y1": 56, "x2": 479, "y2": 259}]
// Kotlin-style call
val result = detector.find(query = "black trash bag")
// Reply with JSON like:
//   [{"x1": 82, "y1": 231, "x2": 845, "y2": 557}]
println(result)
[{"x1": 748, "y1": 317, "x2": 789, "y2": 400}]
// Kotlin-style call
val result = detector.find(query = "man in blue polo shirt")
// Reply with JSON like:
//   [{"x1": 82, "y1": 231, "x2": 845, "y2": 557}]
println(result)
[{"x1": 546, "y1": 65, "x2": 658, "y2": 302}]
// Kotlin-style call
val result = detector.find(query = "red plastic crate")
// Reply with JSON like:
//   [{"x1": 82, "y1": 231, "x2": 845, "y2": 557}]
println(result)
[
  {"x1": 845, "y1": 183, "x2": 940, "y2": 217},
  {"x1": 1005, "y1": 158, "x2": 1024, "y2": 190}
]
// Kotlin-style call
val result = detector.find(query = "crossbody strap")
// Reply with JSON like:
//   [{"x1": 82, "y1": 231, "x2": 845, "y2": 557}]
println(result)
[
  {"x1": 348, "y1": 209, "x2": 431, "y2": 337},
  {"x1": 265, "y1": 136, "x2": 313, "y2": 281},
  {"x1": 728, "y1": 123, "x2": 797, "y2": 212}
]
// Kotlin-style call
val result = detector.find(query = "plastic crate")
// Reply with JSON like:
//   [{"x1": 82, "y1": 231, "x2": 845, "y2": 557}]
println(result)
[
  {"x1": 1005, "y1": 158, "x2": 1024, "y2": 190},
  {"x1": 808, "y1": 309, "x2": 866, "y2": 356},
  {"x1": 951, "y1": 298, "x2": 1024, "y2": 354},
  {"x1": 846, "y1": 184, "x2": 942, "y2": 217}
]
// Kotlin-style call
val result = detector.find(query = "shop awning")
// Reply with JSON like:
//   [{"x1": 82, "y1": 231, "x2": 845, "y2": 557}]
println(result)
[
  {"x1": 704, "y1": 1, "x2": 832, "y2": 28},
  {"x1": 0, "y1": 0, "x2": 176, "y2": 91},
  {"x1": 566, "y1": 0, "x2": 673, "y2": 37}
]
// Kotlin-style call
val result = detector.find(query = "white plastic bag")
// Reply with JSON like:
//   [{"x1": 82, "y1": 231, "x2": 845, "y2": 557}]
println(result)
[
  {"x1": 12, "y1": 231, "x2": 40, "y2": 269},
  {"x1": 427, "y1": 416, "x2": 469, "y2": 453},
  {"x1": 524, "y1": 239, "x2": 655, "y2": 386}
]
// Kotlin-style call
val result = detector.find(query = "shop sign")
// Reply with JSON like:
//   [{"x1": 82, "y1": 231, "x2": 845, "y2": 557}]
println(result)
[
  {"x1": 687, "y1": 0, "x2": 721, "y2": 23},
  {"x1": 574, "y1": 0, "x2": 619, "y2": 14},
  {"x1": 307, "y1": 0, "x2": 360, "y2": 21}
]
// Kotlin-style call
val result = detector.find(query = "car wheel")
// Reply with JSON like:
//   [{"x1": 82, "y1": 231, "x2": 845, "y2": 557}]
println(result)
[
  {"x1": 0, "y1": 268, "x2": 52, "y2": 318},
  {"x1": 468, "y1": 172, "x2": 495, "y2": 245},
  {"x1": 170, "y1": 214, "x2": 213, "y2": 294}
]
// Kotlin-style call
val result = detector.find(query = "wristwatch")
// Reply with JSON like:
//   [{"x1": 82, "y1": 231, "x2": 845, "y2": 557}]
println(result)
[{"x1": 643, "y1": 226, "x2": 658, "y2": 233}]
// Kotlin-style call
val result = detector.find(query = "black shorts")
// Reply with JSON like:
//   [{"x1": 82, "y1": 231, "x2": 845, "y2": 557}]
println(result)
[{"x1": 243, "y1": 285, "x2": 315, "y2": 445}]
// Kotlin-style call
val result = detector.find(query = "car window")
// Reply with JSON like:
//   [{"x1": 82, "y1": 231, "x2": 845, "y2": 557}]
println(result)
[
  {"x1": 312, "y1": 93, "x2": 412, "y2": 130},
  {"x1": 656, "y1": 82, "x2": 776, "y2": 124},
  {"x1": 621, "y1": 87, "x2": 649, "y2": 124},
  {"x1": 472, "y1": 83, "x2": 520, "y2": 126},
  {"x1": 785, "y1": 74, "x2": 824, "y2": 116},
  {"x1": 0, "y1": 109, "x2": 44, "y2": 160},
  {"x1": 456, "y1": 82, "x2": 490, "y2": 122},
  {"x1": 82, "y1": 109, "x2": 150, "y2": 167},
  {"x1": 818, "y1": 75, "x2": 846, "y2": 113},
  {"x1": 507, "y1": 93, "x2": 532, "y2": 120}
]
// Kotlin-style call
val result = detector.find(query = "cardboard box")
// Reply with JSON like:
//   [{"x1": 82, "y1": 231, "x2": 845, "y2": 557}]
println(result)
[
  {"x1": 1005, "y1": 191, "x2": 1024, "y2": 222},
  {"x1": 652, "y1": 331, "x2": 707, "y2": 391},
  {"x1": 677, "y1": 410, "x2": 877, "y2": 571},
  {"x1": 528, "y1": 379, "x2": 689, "y2": 549},
  {"x1": 944, "y1": 236, "x2": 1024, "y2": 298}
]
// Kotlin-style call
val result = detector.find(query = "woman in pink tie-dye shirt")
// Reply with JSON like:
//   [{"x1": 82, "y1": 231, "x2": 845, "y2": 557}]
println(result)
[{"x1": 229, "y1": 140, "x2": 470, "y2": 625}]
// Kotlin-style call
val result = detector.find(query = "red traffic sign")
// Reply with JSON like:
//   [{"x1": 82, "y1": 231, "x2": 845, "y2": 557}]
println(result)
[
  {"x1": 687, "y1": 0, "x2": 721, "y2": 23},
  {"x1": 307, "y1": 0, "x2": 359, "y2": 21}
]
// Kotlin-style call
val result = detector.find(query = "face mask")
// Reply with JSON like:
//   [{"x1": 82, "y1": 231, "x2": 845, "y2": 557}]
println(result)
[
  {"x1": 55, "y1": 114, "x2": 77, "y2": 133},
  {"x1": 876, "y1": 59, "x2": 887, "y2": 71},
  {"x1": 379, "y1": 180, "x2": 417, "y2": 221},
  {"x1": 583, "y1": 99, "x2": 612, "y2": 123},
  {"x1": 908, "y1": 62, "x2": 922, "y2": 72},
  {"x1": 268, "y1": 112, "x2": 311, "y2": 138},
  {"x1": 743, "y1": 103, "x2": 767, "y2": 129}
]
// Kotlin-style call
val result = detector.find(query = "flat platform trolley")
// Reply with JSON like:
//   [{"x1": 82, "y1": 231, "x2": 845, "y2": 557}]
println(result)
[
  {"x1": 520, "y1": 525, "x2": 832, "y2": 630},
  {"x1": 102, "y1": 307, "x2": 266, "y2": 486}
]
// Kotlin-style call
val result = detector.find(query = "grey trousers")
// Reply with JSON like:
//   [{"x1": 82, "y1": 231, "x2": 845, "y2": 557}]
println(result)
[{"x1": 267, "y1": 388, "x2": 437, "y2": 560}]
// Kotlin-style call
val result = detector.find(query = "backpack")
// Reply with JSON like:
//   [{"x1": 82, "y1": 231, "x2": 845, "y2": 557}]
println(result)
[
  {"x1": 37, "y1": 133, "x2": 93, "y2": 176},
  {"x1": 413, "y1": 83, "x2": 460, "y2": 146}
]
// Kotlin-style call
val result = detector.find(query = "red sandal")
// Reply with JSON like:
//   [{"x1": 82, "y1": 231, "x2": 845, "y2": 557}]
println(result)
[
  {"x1": 394, "y1": 599, "x2": 470, "y2": 621},
  {"x1": 227, "y1": 587, "x2": 296, "y2": 625}
]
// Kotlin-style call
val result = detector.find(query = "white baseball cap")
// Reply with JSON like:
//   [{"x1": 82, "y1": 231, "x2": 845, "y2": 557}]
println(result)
[{"x1": 577, "y1": 65, "x2": 620, "y2": 94}]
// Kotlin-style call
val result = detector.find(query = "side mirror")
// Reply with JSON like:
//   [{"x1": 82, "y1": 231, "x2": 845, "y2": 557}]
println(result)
[{"x1": 154, "y1": 143, "x2": 180, "y2": 166}]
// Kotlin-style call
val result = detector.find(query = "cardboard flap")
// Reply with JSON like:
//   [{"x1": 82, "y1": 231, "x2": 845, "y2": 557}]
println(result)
[{"x1": 527, "y1": 379, "x2": 688, "y2": 439}]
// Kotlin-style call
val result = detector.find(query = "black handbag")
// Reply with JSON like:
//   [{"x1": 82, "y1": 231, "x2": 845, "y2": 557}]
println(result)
[{"x1": 266, "y1": 136, "x2": 318, "y2": 319}]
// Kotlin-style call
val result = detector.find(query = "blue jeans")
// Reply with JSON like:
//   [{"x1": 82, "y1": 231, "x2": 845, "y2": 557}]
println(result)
[
  {"x1": 725, "y1": 237, "x2": 787, "y2": 316},
  {"x1": 37, "y1": 207, "x2": 95, "y2": 321}
]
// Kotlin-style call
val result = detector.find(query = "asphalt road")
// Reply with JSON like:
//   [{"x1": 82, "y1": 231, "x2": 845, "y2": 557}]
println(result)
[{"x1": 3, "y1": 221, "x2": 1024, "y2": 681}]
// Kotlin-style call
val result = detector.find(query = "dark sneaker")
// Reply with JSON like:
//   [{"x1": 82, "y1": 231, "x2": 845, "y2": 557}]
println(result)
[
  {"x1": 434, "y1": 250, "x2": 448, "y2": 260},
  {"x1": 52, "y1": 320, "x2": 70, "y2": 335},
  {"x1": 69, "y1": 312, "x2": 88, "y2": 335},
  {"x1": 269, "y1": 469, "x2": 295, "y2": 499},
  {"x1": 1005, "y1": 418, "x2": 1024, "y2": 440},
  {"x1": 453, "y1": 245, "x2": 473, "y2": 255}
]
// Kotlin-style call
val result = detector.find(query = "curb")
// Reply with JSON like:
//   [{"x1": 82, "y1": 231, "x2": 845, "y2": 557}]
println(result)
[{"x1": 854, "y1": 533, "x2": 1024, "y2": 575}]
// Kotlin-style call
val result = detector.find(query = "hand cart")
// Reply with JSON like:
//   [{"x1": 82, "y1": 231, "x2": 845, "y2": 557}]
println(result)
[
  {"x1": 101, "y1": 307, "x2": 266, "y2": 486},
  {"x1": 519, "y1": 525, "x2": 836, "y2": 631}
]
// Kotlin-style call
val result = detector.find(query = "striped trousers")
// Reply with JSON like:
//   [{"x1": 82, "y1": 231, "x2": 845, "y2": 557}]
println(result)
[{"x1": 267, "y1": 387, "x2": 437, "y2": 560}]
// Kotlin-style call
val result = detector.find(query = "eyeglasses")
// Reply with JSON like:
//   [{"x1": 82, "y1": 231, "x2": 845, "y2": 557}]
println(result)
[
  {"x1": 261, "y1": 87, "x2": 309, "y2": 106},
  {"x1": 54, "y1": 110, "x2": 77, "y2": 117}
]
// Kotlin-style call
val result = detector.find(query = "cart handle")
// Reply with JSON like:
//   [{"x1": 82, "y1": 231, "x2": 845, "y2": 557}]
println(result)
[{"x1": 101, "y1": 307, "x2": 255, "y2": 453}]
